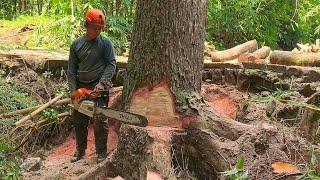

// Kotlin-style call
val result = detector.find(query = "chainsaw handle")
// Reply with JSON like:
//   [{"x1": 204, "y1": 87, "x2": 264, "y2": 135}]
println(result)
[{"x1": 89, "y1": 90, "x2": 109, "y2": 98}]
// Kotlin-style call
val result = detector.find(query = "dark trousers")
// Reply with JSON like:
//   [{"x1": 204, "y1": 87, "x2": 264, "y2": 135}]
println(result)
[
  {"x1": 72, "y1": 88, "x2": 109, "y2": 156},
  {"x1": 72, "y1": 111, "x2": 108, "y2": 156}
]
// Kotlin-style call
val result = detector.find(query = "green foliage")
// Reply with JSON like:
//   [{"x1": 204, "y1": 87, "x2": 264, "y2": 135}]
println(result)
[
  {"x1": 207, "y1": 0, "x2": 320, "y2": 50},
  {"x1": 0, "y1": 156, "x2": 21, "y2": 180},
  {"x1": 103, "y1": 15, "x2": 133, "y2": 53},
  {"x1": 0, "y1": 0, "x2": 134, "y2": 53},
  {"x1": 0, "y1": 0, "x2": 17, "y2": 20},
  {"x1": 53, "y1": 85, "x2": 70, "y2": 97},
  {"x1": 299, "y1": 146, "x2": 320, "y2": 180},
  {"x1": 255, "y1": 88, "x2": 320, "y2": 112},
  {"x1": 254, "y1": 88, "x2": 297, "y2": 104},
  {"x1": 222, "y1": 155, "x2": 250, "y2": 180},
  {"x1": 41, "y1": 0, "x2": 133, "y2": 53},
  {"x1": 0, "y1": 143, "x2": 12, "y2": 154},
  {"x1": 42, "y1": 108, "x2": 59, "y2": 122},
  {"x1": 0, "y1": 140, "x2": 20, "y2": 180},
  {"x1": 1, "y1": 0, "x2": 319, "y2": 52},
  {"x1": 0, "y1": 78, "x2": 37, "y2": 114},
  {"x1": 173, "y1": 90, "x2": 188, "y2": 107}
]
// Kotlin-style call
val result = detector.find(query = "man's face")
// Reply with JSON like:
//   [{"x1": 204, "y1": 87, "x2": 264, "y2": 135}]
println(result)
[{"x1": 86, "y1": 24, "x2": 103, "y2": 41}]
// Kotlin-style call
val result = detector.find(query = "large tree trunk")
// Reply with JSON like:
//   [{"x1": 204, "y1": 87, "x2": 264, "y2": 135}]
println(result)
[
  {"x1": 100, "y1": 1, "x2": 320, "y2": 179},
  {"x1": 122, "y1": 0, "x2": 207, "y2": 107},
  {"x1": 105, "y1": 0, "x2": 208, "y2": 179}
]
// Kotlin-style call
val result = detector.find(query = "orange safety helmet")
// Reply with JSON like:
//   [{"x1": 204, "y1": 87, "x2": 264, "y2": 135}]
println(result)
[{"x1": 85, "y1": 9, "x2": 106, "y2": 28}]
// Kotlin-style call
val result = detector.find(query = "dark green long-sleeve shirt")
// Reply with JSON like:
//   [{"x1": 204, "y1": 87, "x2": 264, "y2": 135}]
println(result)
[{"x1": 68, "y1": 35, "x2": 116, "y2": 92}]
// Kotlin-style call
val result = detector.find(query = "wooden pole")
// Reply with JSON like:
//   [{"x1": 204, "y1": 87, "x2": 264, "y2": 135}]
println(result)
[
  {"x1": 15, "y1": 94, "x2": 64, "y2": 127},
  {"x1": 1, "y1": 98, "x2": 70, "y2": 118}
]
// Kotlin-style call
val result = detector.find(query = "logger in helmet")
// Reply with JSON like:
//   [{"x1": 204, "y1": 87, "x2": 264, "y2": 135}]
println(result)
[{"x1": 67, "y1": 8, "x2": 116, "y2": 163}]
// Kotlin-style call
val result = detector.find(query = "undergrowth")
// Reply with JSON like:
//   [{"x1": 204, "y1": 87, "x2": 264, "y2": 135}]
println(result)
[
  {"x1": 254, "y1": 88, "x2": 320, "y2": 112},
  {"x1": 0, "y1": 77, "x2": 38, "y2": 114},
  {"x1": 299, "y1": 146, "x2": 320, "y2": 179},
  {"x1": 0, "y1": 139, "x2": 20, "y2": 180},
  {"x1": 221, "y1": 155, "x2": 250, "y2": 180},
  {"x1": 0, "y1": 14, "x2": 130, "y2": 54},
  {"x1": 0, "y1": 75, "x2": 71, "y2": 179}
]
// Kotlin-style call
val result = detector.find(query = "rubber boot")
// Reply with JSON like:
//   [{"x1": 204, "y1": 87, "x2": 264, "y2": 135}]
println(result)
[
  {"x1": 70, "y1": 150, "x2": 85, "y2": 162},
  {"x1": 93, "y1": 114, "x2": 108, "y2": 163},
  {"x1": 71, "y1": 110, "x2": 90, "y2": 163}
]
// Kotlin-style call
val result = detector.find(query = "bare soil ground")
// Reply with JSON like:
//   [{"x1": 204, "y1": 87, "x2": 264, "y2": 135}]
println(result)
[
  {"x1": 1, "y1": 54, "x2": 320, "y2": 179},
  {"x1": 15, "y1": 81, "x2": 316, "y2": 180}
]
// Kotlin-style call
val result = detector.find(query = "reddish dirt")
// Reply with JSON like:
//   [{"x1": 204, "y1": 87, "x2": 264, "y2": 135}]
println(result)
[
  {"x1": 205, "y1": 93, "x2": 237, "y2": 118},
  {"x1": 23, "y1": 88, "x2": 121, "y2": 179},
  {"x1": 22, "y1": 84, "x2": 245, "y2": 179},
  {"x1": 147, "y1": 171, "x2": 163, "y2": 180},
  {"x1": 46, "y1": 124, "x2": 118, "y2": 166},
  {"x1": 202, "y1": 84, "x2": 247, "y2": 118}
]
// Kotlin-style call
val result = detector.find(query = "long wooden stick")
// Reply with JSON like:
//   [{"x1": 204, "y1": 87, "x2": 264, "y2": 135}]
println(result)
[
  {"x1": 15, "y1": 94, "x2": 64, "y2": 127},
  {"x1": 1, "y1": 98, "x2": 70, "y2": 118},
  {"x1": 22, "y1": 59, "x2": 31, "y2": 82}
]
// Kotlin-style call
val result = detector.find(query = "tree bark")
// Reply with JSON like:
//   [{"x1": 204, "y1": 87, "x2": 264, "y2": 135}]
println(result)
[
  {"x1": 98, "y1": 1, "x2": 320, "y2": 179},
  {"x1": 105, "y1": 0, "x2": 209, "y2": 179},
  {"x1": 122, "y1": 0, "x2": 207, "y2": 107},
  {"x1": 270, "y1": 51, "x2": 320, "y2": 67},
  {"x1": 211, "y1": 40, "x2": 258, "y2": 62}
]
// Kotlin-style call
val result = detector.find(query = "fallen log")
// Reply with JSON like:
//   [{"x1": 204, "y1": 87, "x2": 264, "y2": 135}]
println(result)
[
  {"x1": 297, "y1": 43, "x2": 312, "y2": 52},
  {"x1": 270, "y1": 50, "x2": 320, "y2": 67},
  {"x1": 211, "y1": 40, "x2": 258, "y2": 62},
  {"x1": 15, "y1": 94, "x2": 64, "y2": 127},
  {"x1": 238, "y1": 46, "x2": 271, "y2": 63},
  {"x1": 296, "y1": 41, "x2": 320, "y2": 53},
  {"x1": 0, "y1": 98, "x2": 71, "y2": 118},
  {"x1": 0, "y1": 50, "x2": 128, "y2": 72}
]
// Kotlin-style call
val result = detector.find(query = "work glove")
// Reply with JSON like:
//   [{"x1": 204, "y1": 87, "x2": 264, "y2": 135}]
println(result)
[{"x1": 94, "y1": 80, "x2": 112, "y2": 92}]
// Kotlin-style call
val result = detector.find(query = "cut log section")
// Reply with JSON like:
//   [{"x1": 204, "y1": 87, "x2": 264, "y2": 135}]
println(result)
[
  {"x1": 238, "y1": 46, "x2": 271, "y2": 63},
  {"x1": 294, "y1": 40, "x2": 320, "y2": 53},
  {"x1": 270, "y1": 50, "x2": 320, "y2": 67},
  {"x1": 211, "y1": 40, "x2": 258, "y2": 62}
]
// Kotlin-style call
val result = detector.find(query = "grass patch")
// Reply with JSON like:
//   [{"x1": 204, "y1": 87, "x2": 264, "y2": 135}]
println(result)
[
  {"x1": 0, "y1": 77, "x2": 38, "y2": 114},
  {"x1": 0, "y1": 140, "x2": 21, "y2": 180}
]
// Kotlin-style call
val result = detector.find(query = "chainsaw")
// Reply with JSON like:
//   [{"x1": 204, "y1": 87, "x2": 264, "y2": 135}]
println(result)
[{"x1": 70, "y1": 88, "x2": 148, "y2": 127}]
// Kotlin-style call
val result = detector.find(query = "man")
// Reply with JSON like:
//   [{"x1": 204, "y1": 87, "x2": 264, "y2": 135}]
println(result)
[{"x1": 67, "y1": 8, "x2": 116, "y2": 163}]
